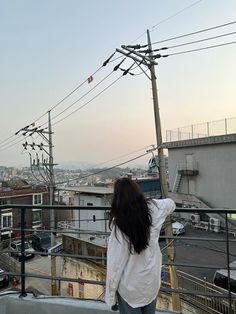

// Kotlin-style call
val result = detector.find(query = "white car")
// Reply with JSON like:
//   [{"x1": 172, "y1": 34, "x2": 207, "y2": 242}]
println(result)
[
  {"x1": 172, "y1": 221, "x2": 185, "y2": 235},
  {"x1": 160, "y1": 221, "x2": 185, "y2": 236}
]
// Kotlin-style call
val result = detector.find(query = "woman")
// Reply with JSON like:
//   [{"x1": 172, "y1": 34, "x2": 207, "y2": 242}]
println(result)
[{"x1": 105, "y1": 177, "x2": 175, "y2": 314}]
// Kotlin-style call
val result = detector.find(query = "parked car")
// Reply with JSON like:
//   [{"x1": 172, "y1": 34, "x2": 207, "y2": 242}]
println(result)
[
  {"x1": 160, "y1": 221, "x2": 185, "y2": 236},
  {"x1": 172, "y1": 221, "x2": 185, "y2": 235},
  {"x1": 9, "y1": 240, "x2": 35, "y2": 260},
  {"x1": 0, "y1": 268, "x2": 9, "y2": 288},
  {"x1": 213, "y1": 260, "x2": 236, "y2": 293},
  {"x1": 32, "y1": 232, "x2": 51, "y2": 253}
]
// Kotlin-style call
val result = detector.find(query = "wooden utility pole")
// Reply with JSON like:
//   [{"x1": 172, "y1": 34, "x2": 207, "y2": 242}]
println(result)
[
  {"x1": 48, "y1": 110, "x2": 57, "y2": 296},
  {"x1": 146, "y1": 29, "x2": 181, "y2": 312},
  {"x1": 116, "y1": 32, "x2": 181, "y2": 310}
]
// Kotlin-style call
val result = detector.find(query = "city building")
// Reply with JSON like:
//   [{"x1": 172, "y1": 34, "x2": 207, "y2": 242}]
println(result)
[
  {"x1": 57, "y1": 186, "x2": 113, "y2": 233},
  {"x1": 163, "y1": 131, "x2": 236, "y2": 229},
  {"x1": 0, "y1": 178, "x2": 50, "y2": 241}
]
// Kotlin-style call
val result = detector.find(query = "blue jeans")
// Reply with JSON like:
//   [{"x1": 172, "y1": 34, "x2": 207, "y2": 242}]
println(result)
[{"x1": 117, "y1": 293, "x2": 157, "y2": 314}]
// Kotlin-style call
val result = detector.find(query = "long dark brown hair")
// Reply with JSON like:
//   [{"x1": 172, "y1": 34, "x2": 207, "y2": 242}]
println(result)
[{"x1": 109, "y1": 177, "x2": 152, "y2": 254}]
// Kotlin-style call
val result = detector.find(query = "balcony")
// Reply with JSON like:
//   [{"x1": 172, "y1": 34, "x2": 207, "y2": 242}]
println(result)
[{"x1": 0, "y1": 204, "x2": 236, "y2": 314}]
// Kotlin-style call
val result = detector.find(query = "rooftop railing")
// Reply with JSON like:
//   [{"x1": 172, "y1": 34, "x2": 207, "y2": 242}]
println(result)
[
  {"x1": 165, "y1": 117, "x2": 236, "y2": 142},
  {"x1": 0, "y1": 204, "x2": 236, "y2": 314}
]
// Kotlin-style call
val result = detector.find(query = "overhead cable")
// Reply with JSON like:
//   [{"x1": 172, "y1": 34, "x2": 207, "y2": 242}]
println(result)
[
  {"x1": 93, "y1": 144, "x2": 155, "y2": 168},
  {"x1": 50, "y1": 58, "x2": 129, "y2": 126},
  {"x1": 161, "y1": 31, "x2": 236, "y2": 50},
  {"x1": 139, "y1": 31, "x2": 236, "y2": 53},
  {"x1": 0, "y1": 54, "x2": 122, "y2": 150},
  {"x1": 161, "y1": 40, "x2": 236, "y2": 57},
  {"x1": 132, "y1": 0, "x2": 203, "y2": 43},
  {"x1": 0, "y1": 135, "x2": 29, "y2": 152},
  {"x1": 50, "y1": 70, "x2": 116, "y2": 123},
  {"x1": 0, "y1": 134, "x2": 19, "y2": 147},
  {"x1": 23, "y1": 51, "x2": 117, "y2": 127},
  {"x1": 52, "y1": 74, "x2": 123, "y2": 127},
  {"x1": 49, "y1": 52, "x2": 116, "y2": 114},
  {"x1": 151, "y1": 20, "x2": 236, "y2": 45},
  {"x1": 150, "y1": 0, "x2": 203, "y2": 31},
  {"x1": 56, "y1": 150, "x2": 151, "y2": 185}
]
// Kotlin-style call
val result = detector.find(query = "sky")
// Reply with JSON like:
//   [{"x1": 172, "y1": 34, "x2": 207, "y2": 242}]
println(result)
[{"x1": 0, "y1": 0, "x2": 236, "y2": 169}]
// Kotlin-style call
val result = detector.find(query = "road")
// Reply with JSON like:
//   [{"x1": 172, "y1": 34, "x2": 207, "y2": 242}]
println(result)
[
  {"x1": 161, "y1": 224, "x2": 236, "y2": 282},
  {"x1": 0, "y1": 253, "x2": 62, "y2": 295}
]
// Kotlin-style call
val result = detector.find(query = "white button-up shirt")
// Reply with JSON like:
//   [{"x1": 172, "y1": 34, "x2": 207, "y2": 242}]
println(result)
[{"x1": 105, "y1": 198, "x2": 175, "y2": 308}]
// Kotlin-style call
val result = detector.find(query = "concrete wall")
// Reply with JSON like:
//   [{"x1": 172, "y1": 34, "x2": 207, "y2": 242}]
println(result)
[
  {"x1": 60, "y1": 257, "x2": 106, "y2": 299},
  {"x1": 168, "y1": 142, "x2": 236, "y2": 209},
  {"x1": 74, "y1": 194, "x2": 111, "y2": 232}
]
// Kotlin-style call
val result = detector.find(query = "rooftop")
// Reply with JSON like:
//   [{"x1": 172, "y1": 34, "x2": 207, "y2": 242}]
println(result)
[
  {"x1": 163, "y1": 133, "x2": 236, "y2": 149},
  {"x1": 0, "y1": 293, "x2": 174, "y2": 314},
  {"x1": 58, "y1": 186, "x2": 114, "y2": 195}
]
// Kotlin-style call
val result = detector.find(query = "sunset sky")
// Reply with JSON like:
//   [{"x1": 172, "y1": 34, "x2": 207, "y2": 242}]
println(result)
[{"x1": 0, "y1": 0, "x2": 236, "y2": 168}]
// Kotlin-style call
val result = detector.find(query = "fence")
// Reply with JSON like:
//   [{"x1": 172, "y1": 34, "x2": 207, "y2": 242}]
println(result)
[
  {"x1": 0, "y1": 204, "x2": 236, "y2": 314},
  {"x1": 166, "y1": 117, "x2": 236, "y2": 142}
]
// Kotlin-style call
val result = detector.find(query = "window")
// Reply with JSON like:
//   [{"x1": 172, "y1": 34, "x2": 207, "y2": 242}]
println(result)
[
  {"x1": 228, "y1": 214, "x2": 236, "y2": 219},
  {"x1": 33, "y1": 194, "x2": 42, "y2": 205},
  {"x1": 0, "y1": 199, "x2": 7, "y2": 205},
  {"x1": 32, "y1": 210, "x2": 42, "y2": 223},
  {"x1": 1, "y1": 213, "x2": 12, "y2": 229}
]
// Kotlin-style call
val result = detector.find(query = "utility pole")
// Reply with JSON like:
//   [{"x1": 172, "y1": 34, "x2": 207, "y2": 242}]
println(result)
[
  {"x1": 48, "y1": 110, "x2": 57, "y2": 296},
  {"x1": 146, "y1": 29, "x2": 181, "y2": 312},
  {"x1": 16, "y1": 110, "x2": 57, "y2": 295},
  {"x1": 116, "y1": 30, "x2": 181, "y2": 311}
]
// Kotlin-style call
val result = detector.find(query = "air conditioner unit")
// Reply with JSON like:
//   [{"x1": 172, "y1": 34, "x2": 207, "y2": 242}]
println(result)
[
  {"x1": 200, "y1": 221, "x2": 209, "y2": 229},
  {"x1": 191, "y1": 214, "x2": 200, "y2": 223},
  {"x1": 210, "y1": 218, "x2": 220, "y2": 227},
  {"x1": 210, "y1": 224, "x2": 220, "y2": 233}
]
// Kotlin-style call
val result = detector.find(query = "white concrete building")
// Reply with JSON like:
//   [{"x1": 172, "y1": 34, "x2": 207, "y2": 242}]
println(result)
[
  {"x1": 163, "y1": 133, "x2": 236, "y2": 228},
  {"x1": 164, "y1": 133, "x2": 236, "y2": 209},
  {"x1": 58, "y1": 186, "x2": 113, "y2": 232}
]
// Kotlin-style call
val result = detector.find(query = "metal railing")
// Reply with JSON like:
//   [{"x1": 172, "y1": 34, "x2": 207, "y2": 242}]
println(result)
[
  {"x1": 0, "y1": 204, "x2": 236, "y2": 314},
  {"x1": 166, "y1": 117, "x2": 236, "y2": 142}
]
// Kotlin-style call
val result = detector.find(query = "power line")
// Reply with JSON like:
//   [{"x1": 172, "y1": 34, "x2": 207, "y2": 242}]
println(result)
[
  {"x1": 49, "y1": 66, "x2": 103, "y2": 112},
  {"x1": 50, "y1": 71, "x2": 115, "y2": 123},
  {"x1": 56, "y1": 150, "x2": 151, "y2": 185},
  {"x1": 24, "y1": 66, "x2": 102, "y2": 127},
  {"x1": 0, "y1": 131, "x2": 40, "y2": 152},
  {"x1": 162, "y1": 40, "x2": 236, "y2": 57},
  {"x1": 133, "y1": 0, "x2": 203, "y2": 43},
  {"x1": 151, "y1": 20, "x2": 236, "y2": 45},
  {"x1": 92, "y1": 145, "x2": 154, "y2": 168},
  {"x1": 154, "y1": 31, "x2": 236, "y2": 51},
  {"x1": 52, "y1": 74, "x2": 123, "y2": 127},
  {"x1": 0, "y1": 56, "x2": 127, "y2": 151},
  {"x1": 0, "y1": 135, "x2": 27, "y2": 152},
  {"x1": 21, "y1": 68, "x2": 121, "y2": 132},
  {"x1": 0, "y1": 54, "x2": 121, "y2": 150},
  {"x1": 15, "y1": 52, "x2": 117, "y2": 129},
  {"x1": 0, "y1": 134, "x2": 16, "y2": 146},
  {"x1": 151, "y1": 0, "x2": 203, "y2": 31}
]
